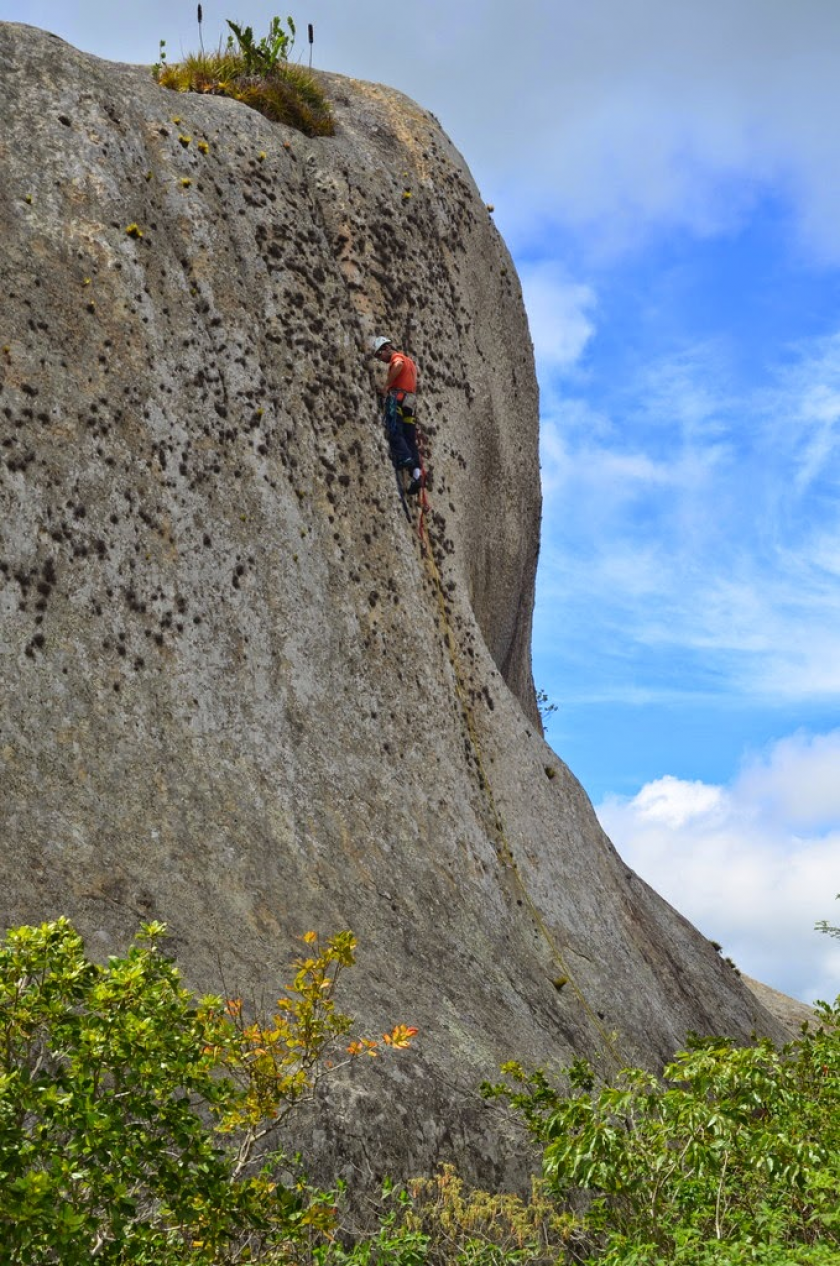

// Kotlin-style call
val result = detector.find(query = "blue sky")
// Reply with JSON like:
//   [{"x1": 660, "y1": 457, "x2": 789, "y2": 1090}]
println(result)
[{"x1": 4, "y1": 0, "x2": 840, "y2": 1003}]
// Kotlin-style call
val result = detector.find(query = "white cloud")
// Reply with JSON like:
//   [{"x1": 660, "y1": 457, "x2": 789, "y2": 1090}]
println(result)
[
  {"x1": 629, "y1": 775, "x2": 725, "y2": 828},
  {"x1": 519, "y1": 264, "x2": 597, "y2": 374},
  {"x1": 529, "y1": 2, "x2": 840, "y2": 263},
  {"x1": 736, "y1": 731, "x2": 840, "y2": 829},
  {"x1": 538, "y1": 418, "x2": 677, "y2": 507},
  {"x1": 792, "y1": 384, "x2": 840, "y2": 495},
  {"x1": 597, "y1": 731, "x2": 840, "y2": 1004}
]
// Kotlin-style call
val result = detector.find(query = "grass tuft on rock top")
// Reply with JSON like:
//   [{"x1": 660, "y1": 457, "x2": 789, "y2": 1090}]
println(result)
[{"x1": 154, "y1": 25, "x2": 334, "y2": 137}]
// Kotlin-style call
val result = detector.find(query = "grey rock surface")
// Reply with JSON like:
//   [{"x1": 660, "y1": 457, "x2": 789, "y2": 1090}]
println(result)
[
  {"x1": 742, "y1": 975, "x2": 818, "y2": 1035},
  {"x1": 1, "y1": 22, "x2": 791, "y2": 1186}
]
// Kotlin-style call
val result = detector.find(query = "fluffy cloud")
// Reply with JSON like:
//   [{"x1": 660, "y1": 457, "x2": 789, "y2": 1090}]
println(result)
[
  {"x1": 597, "y1": 731, "x2": 840, "y2": 1004},
  {"x1": 519, "y1": 264, "x2": 597, "y2": 374},
  {"x1": 736, "y1": 731, "x2": 840, "y2": 829},
  {"x1": 485, "y1": 1, "x2": 840, "y2": 263}
]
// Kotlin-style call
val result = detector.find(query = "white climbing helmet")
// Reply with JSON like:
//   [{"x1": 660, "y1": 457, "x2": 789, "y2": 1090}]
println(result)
[{"x1": 373, "y1": 335, "x2": 393, "y2": 353}]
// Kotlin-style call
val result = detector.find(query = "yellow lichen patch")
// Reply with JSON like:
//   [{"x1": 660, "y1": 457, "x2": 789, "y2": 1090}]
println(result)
[{"x1": 354, "y1": 80, "x2": 435, "y2": 182}]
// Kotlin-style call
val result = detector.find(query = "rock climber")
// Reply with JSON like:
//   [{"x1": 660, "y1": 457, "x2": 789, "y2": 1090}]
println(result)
[{"x1": 372, "y1": 336, "x2": 424, "y2": 494}]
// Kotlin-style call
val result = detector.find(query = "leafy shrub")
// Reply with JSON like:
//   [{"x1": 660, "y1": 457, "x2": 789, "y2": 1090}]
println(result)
[
  {"x1": 154, "y1": 15, "x2": 334, "y2": 136},
  {"x1": 483, "y1": 1006, "x2": 840, "y2": 1265},
  {"x1": 0, "y1": 919, "x2": 413, "y2": 1264},
  {"x1": 314, "y1": 1168, "x2": 576, "y2": 1266},
  {"x1": 6, "y1": 915, "x2": 838, "y2": 1265},
  {"x1": 402, "y1": 1165, "x2": 578, "y2": 1264},
  {"x1": 815, "y1": 892, "x2": 840, "y2": 939}
]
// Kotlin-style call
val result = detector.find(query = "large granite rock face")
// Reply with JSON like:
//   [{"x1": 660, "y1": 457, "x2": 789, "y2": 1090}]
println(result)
[{"x1": 0, "y1": 23, "x2": 789, "y2": 1186}]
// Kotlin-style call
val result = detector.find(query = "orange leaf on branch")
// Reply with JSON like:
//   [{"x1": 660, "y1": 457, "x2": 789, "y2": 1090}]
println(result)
[{"x1": 382, "y1": 1024, "x2": 419, "y2": 1050}]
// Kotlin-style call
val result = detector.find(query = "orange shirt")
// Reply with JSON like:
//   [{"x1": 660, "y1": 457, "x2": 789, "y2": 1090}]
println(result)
[{"x1": 388, "y1": 352, "x2": 417, "y2": 394}]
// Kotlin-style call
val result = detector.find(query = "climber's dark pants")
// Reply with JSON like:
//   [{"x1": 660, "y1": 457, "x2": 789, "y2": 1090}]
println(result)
[{"x1": 384, "y1": 395, "x2": 420, "y2": 471}]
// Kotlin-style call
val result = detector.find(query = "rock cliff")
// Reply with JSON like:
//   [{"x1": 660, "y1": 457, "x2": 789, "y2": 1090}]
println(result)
[{"x1": 0, "y1": 23, "x2": 789, "y2": 1186}]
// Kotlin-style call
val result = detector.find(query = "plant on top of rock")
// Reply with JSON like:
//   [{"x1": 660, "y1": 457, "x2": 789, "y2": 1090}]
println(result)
[
  {"x1": 153, "y1": 14, "x2": 334, "y2": 137},
  {"x1": 226, "y1": 15, "x2": 295, "y2": 75}
]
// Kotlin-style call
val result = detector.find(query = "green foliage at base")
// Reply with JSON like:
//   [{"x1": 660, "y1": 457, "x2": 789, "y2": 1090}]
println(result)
[
  {"x1": 153, "y1": 16, "x2": 333, "y2": 136},
  {"x1": 483, "y1": 1009, "x2": 840, "y2": 1265},
  {"x1": 2, "y1": 915, "x2": 838, "y2": 1264},
  {"x1": 316, "y1": 1169, "x2": 575, "y2": 1265},
  {"x1": 0, "y1": 919, "x2": 395, "y2": 1263}
]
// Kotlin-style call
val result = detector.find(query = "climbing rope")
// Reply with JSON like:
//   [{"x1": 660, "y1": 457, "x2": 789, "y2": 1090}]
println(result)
[
  {"x1": 369, "y1": 360, "x2": 622, "y2": 1070},
  {"x1": 411, "y1": 475, "x2": 624, "y2": 1075}
]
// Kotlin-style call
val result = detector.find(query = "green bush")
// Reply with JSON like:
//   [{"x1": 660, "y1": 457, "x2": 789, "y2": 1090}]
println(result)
[
  {"x1": 0, "y1": 919, "x2": 412, "y2": 1264},
  {"x1": 226, "y1": 16, "x2": 295, "y2": 75},
  {"x1": 153, "y1": 15, "x2": 334, "y2": 136},
  {"x1": 483, "y1": 1006, "x2": 840, "y2": 1265},
  {"x1": 5, "y1": 913, "x2": 838, "y2": 1264},
  {"x1": 314, "y1": 1168, "x2": 576, "y2": 1265}
]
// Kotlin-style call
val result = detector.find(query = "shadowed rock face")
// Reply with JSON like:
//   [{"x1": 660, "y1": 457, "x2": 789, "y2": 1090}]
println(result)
[{"x1": 0, "y1": 22, "x2": 789, "y2": 1186}]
